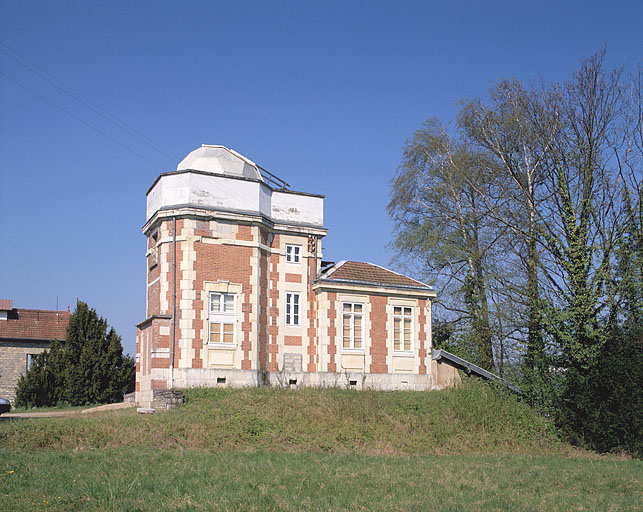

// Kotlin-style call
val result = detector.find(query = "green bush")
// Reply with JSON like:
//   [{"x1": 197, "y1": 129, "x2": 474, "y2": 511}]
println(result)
[
  {"x1": 15, "y1": 302, "x2": 135, "y2": 408},
  {"x1": 558, "y1": 324, "x2": 643, "y2": 457},
  {"x1": 15, "y1": 340, "x2": 65, "y2": 407}
]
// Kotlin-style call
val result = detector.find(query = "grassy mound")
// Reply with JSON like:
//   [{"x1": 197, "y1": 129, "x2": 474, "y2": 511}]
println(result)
[{"x1": 1, "y1": 379, "x2": 572, "y2": 455}]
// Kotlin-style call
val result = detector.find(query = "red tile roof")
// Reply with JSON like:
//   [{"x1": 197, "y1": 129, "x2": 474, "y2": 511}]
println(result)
[
  {"x1": 321, "y1": 261, "x2": 431, "y2": 289},
  {"x1": 0, "y1": 309, "x2": 71, "y2": 341},
  {"x1": 0, "y1": 299, "x2": 13, "y2": 310}
]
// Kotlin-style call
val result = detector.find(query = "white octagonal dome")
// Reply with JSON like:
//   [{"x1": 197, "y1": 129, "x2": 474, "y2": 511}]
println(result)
[{"x1": 176, "y1": 145, "x2": 263, "y2": 181}]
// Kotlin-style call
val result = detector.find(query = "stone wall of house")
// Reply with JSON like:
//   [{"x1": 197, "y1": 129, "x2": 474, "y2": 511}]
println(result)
[{"x1": 0, "y1": 340, "x2": 49, "y2": 403}]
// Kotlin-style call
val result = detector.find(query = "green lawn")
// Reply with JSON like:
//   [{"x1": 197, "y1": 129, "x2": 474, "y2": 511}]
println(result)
[
  {"x1": 1, "y1": 449, "x2": 640, "y2": 511},
  {"x1": 1, "y1": 382, "x2": 640, "y2": 510}
]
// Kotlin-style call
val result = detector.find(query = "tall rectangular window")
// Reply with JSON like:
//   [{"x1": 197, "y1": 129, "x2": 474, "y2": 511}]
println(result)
[
  {"x1": 286, "y1": 292, "x2": 300, "y2": 326},
  {"x1": 209, "y1": 292, "x2": 236, "y2": 344},
  {"x1": 286, "y1": 244, "x2": 301, "y2": 264},
  {"x1": 393, "y1": 306, "x2": 413, "y2": 351},
  {"x1": 342, "y1": 303, "x2": 363, "y2": 350},
  {"x1": 26, "y1": 354, "x2": 35, "y2": 371}
]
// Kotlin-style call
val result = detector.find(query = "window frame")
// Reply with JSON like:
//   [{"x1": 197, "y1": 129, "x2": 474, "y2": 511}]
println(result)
[
  {"x1": 392, "y1": 305, "x2": 414, "y2": 353},
  {"x1": 342, "y1": 302, "x2": 364, "y2": 351},
  {"x1": 148, "y1": 230, "x2": 159, "y2": 269},
  {"x1": 26, "y1": 353, "x2": 36, "y2": 372},
  {"x1": 285, "y1": 244, "x2": 301, "y2": 264},
  {"x1": 285, "y1": 291, "x2": 301, "y2": 326},
  {"x1": 208, "y1": 292, "x2": 237, "y2": 345}
]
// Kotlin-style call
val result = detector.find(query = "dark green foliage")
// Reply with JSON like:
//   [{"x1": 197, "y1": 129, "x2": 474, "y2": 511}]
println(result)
[
  {"x1": 558, "y1": 324, "x2": 643, "y2": 457},
  {"x1": 615, "y1": 185, "x2": 643, "y2": 326},
  {"x1": 14, "y1": 302, "x2": 135, "y2": 408},
  {"x1": 15, "y1": 341, "x2": 65, "y2": 408}
]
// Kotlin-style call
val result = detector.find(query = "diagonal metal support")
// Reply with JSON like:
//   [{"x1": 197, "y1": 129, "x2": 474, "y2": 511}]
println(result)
[{"x1": 432, "y1": 349, "x2": 522, "y2": 394}]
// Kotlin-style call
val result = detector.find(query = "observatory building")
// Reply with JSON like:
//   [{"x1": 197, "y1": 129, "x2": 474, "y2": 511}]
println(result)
[{"x1": 136, "y1": 145, "x2": 458, "y2": 407}]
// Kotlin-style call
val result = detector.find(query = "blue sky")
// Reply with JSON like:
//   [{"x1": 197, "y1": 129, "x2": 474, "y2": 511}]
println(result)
[{"x1": 1, "y1": 1, "x2": 641, "y2": 356}]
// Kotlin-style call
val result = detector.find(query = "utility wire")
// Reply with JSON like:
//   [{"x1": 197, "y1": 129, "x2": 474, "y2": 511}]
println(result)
[
  {"x1": 0, "y1": 70, "x2": 166, "y2": 169},
  {"x1": 0, "y1": 40, "x2": 180, "y2": 165}
]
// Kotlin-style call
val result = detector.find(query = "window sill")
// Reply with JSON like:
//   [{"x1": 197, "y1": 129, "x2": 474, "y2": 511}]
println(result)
[
  {"x1": 392, "y1": 351, "x2": 414, "y2": 357},
  {"x1": 207, "y1": 343, "x2": 238, "y2": 349}
]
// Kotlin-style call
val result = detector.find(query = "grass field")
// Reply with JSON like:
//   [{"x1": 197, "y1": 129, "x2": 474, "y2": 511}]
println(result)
[
  {"x1": 1, "y1": 381, "x2": 641, "y2": 510},
  {"x1": 1, "y1": 449, "x2": 640, "y2": 511}
]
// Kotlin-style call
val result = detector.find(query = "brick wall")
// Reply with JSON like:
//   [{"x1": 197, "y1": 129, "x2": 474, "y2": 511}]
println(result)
[
  {"x1": 192, "y1": 230, "x2": 255, "y2": 368},
  {"x1": 369, "y1": 295, "x2": 389, "y2": 373},
  {"x1": 137, "y1": 213, "x2": 436, "y2": 399},
  {"x1": 258, "y1": 228, "x2": 270, "y2": 371},
  {"x1": 269, "y1": 235, "x2": 280, "y2": 371}
]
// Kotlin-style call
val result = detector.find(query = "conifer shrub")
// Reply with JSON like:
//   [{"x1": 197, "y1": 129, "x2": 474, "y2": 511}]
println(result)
[{"x1": 15, "y1": 302, "x2": 135, "y2": 408}]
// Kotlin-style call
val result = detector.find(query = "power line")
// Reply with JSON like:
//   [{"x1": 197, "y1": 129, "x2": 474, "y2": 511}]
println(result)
[
  {"x1": 0, "y1": 70, "x2": 166, "y2": 169},
  {"x1": 0, "y1": 40, "x2": 180, "y2": 165}
]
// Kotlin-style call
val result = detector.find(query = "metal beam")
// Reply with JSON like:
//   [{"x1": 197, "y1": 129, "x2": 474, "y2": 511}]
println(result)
[{"x1": 432, "y1": 349, "x2": 522, "y2": 394}]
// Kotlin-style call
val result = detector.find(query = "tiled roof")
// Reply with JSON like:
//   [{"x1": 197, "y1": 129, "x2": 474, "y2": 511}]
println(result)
[
  {"x1": 320, "y1": 261, "x2": 431, "y2": 289},
  {"x1": 0, "y1": 309, "x2": 71, "y2": 341},
  {"x1": 0, "y1": 299, "x2": 13, "y2": 310}
]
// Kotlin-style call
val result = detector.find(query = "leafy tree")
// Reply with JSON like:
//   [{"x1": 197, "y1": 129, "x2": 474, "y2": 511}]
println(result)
[
  {"x1": 391, "y1": 50, "x2": 643, "y2": 455},
  {"x1": 15, "y1": 302, "x2": 135, "y2": 407},
  {"x1": 459, "y1": 79, "x2": 549, "y2": 391},
  {"x1": 389, "y1": 120, "x2": 502, "y2": 369}
]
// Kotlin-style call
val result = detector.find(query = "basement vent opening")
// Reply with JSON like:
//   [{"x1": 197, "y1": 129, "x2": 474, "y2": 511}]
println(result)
[
  {"x1": 349, "y1": 380, "x2": 358, "y2": 386},
  {"x1": 288, "y1": 379, "x2": 298, "y2": 386},
  {"x1": 217, "y1": 377, "x2": 226, "y2": 384}
]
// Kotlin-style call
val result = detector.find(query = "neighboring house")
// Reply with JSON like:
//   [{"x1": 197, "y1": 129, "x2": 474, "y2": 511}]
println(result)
[
  {"x1": 0, "y1": 299, "x2": 71, "y2": 403},
  {"x1": 136, "y1": 145, "x2": 459, "y2": 407}
]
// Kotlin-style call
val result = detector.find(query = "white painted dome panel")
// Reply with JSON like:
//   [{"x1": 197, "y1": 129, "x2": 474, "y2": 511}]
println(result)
[{"x1": 176, "y1": 145, "x2": 262, "y2": 181}]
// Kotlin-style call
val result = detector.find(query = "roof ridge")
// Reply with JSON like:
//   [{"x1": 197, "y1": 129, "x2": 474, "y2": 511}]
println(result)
[
  {"x1": 11, "y1": 309, "x2": 71, "y2": 314},
  {"x1": 320, "y1": 260, "x2": 434, "y2": 290},
  {"x1": 357, "y1": 261, "x2": 432, "y2": 289}
]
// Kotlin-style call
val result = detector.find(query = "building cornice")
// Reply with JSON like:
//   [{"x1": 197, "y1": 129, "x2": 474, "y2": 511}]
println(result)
[
  {"x1": 136, "y1": 314, "x2": 172, "y2": 329},
  {"x1": 142, "y1": 205, "x2": 328, "y2": 237},
  {"x1": 313, "y1": 278, "x2": 437, "y2": 298}
]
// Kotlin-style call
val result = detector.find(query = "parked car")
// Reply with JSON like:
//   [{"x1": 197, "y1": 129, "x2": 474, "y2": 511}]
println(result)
[{"x1": 0, "y1": 398, "x2": 11, "y2": 415}]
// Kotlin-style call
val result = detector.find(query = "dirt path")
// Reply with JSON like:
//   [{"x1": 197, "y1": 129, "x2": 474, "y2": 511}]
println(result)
[{"x1": 2, "y1": 402, "x2": 134, "y2": 418}]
